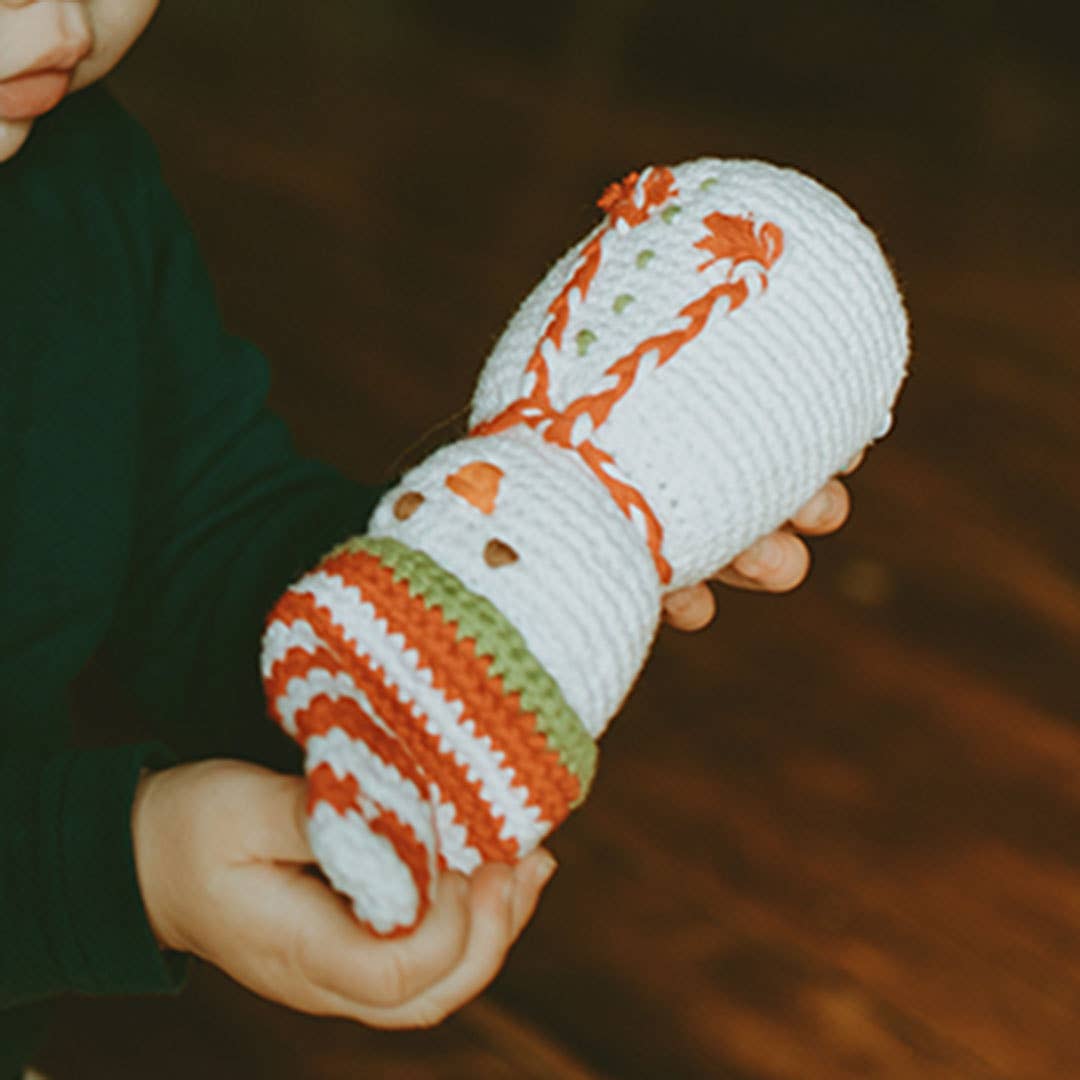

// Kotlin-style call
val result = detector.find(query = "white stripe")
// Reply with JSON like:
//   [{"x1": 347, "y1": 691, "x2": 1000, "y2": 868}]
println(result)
[
  {"x1": 303, "y1": 571, "x2": 550, "y2": 852},
  {"x1": 271, "y1": 662, "x2": 391, "y2": 740},
  {"x1": 432, "y1": 787, "x2": 484, "y2": 874},
  {"x1": 261, "y1": 615, "x2": 324, "y2": 678},
  {"x1": 308, "y1": 801, "x2": 420, "y2": 935}
]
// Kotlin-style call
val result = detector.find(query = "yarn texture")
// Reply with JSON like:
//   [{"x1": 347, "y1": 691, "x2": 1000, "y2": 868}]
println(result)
[{"x1": 261, "y1": 159, "x2": 910, "y2": 935}]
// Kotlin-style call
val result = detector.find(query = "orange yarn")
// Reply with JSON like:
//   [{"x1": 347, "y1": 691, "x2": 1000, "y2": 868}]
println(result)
[
  {"x1": 294, "y1": 691, "x2": 429, "y2": 793},
  {"x1": 307, "y1": 760, "x2": 359, "y2": 815},
  {"x1": 597, "y1": 167, "x2": 678, "y2": 227},
  {"x1": 445, "y1": 460, "x2": 504, "y2": 514}
]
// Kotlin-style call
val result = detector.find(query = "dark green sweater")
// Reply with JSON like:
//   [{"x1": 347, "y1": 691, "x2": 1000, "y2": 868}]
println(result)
[{"x1": 0, "y1": 85, "x2": 384, "y2": 1073}]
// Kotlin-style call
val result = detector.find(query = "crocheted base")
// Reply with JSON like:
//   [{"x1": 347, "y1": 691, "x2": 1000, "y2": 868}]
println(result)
[{"x1": 262, "y1": 535, "x2": 597, "y2": 935}]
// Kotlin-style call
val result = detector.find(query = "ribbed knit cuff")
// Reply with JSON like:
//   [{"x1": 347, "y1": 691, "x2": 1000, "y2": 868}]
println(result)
[{"x1": 1, "y1": 743, "x2": 189, "y2": 1003}]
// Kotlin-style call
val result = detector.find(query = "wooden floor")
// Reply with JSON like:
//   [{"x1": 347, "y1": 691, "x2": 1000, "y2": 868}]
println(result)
[{"x1": 39, "y1": 4, "x2": 1080, "y2": 1077}]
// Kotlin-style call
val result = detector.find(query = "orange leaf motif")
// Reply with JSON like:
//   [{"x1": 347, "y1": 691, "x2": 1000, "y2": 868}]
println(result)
[{"x1": 695, "y1": 212, "x2": 784, "y2": 273}]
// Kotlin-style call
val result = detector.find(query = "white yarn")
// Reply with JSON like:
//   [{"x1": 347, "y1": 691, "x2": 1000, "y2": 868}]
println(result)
[
  {"x1": 368, "y1": 158, "x2": 908, "y2": 735},
  {"x1": 366, "y1": 430, "x2": 660, "y2": 738},
  {"x1": 471, "y1": 159, "x2": 908, "y2": 589}
]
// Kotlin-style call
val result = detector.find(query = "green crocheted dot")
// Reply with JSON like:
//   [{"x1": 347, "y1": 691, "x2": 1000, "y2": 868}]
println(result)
[
  {"x1": 575, "y1": 329, "x2": 597, "y2": 357},
  {"x1": 332, "y1": 535, "x2": 598, "y2": 805},
  {"x1": 635, "y1": 249, "x2": 655, "y2": 269},
  {"x1": 699, "y1": 178, "x2": 718, "y2": 190},
  {"x1": 613, "y1": 293, "x2": 634, "y2": 314},
  {"x1": 661, "y1": 205, "x2": 682, "y2": 224}
]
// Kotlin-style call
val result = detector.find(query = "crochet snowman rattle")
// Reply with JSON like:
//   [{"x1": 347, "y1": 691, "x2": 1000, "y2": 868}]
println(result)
[{"x1": 262, "y1": 159, "x2": 909, "y2": 936}]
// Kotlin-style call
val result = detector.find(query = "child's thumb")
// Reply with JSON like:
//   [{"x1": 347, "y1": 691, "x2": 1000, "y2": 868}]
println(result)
[
  {"x1": 242, "y1": 767, "x2": 314, "y2": 864},
  {"x1": 509, "y1": 849, "x2": 558, "y2": 938}
]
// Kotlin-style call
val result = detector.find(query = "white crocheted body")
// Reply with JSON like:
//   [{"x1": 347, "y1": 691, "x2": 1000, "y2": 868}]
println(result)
[{"x1": 470, "y1": 159, "x2": 909, "y2": 590}]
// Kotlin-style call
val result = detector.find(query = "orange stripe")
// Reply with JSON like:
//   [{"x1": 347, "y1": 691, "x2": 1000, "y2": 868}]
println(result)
[
  {"x1": 264, "y1": 601, "x2": 511, "y2": 860},
  {"x1": 264, "y1": 637, "x2": 356, "y2": 729},
  {"x1": 290, "y1": 685, "x2": 430, "y2": 793},
  {"x1": 307, "y1": 761, "x2": 359, "y2": 815},
  {"x1": 340, "y1": 648, "x2": 521, "y2": 860}
]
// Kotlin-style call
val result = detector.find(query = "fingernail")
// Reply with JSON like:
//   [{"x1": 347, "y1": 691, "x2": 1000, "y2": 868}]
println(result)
[
  {"x1": 502, "y1": 867, "x2": 517, "y2": 905},
  {"x1": 533, "y1": 851, "x2": 558, "y2": 888},
  {"x1": 809, "y1": 490, "x2": 836, "y2": 526},
  {"x1": 744, "y1": 537, "x2": 781, "y2": 574}
]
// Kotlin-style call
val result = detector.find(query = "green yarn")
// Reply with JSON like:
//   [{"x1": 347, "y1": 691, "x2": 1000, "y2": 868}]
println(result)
[
  {"x1": 332, "y1": 535, "x2": 598, "y2": 805},
  {"x1": 575, "y1": 328, "x2": 597, "y2": 357}
]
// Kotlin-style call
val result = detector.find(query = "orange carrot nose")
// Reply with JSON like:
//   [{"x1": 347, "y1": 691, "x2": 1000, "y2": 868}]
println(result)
[{"x1": 445, "y1": 461, "x2": 504, "y2": 514}]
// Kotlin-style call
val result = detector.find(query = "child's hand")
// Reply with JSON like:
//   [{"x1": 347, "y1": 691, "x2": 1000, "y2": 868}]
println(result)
[
  {"x1": 662, "y1": 451, "x2": 865, "y2": 630},
  {"x1": 132, "y1": 760, "x2": 555, "y2": 1028}
]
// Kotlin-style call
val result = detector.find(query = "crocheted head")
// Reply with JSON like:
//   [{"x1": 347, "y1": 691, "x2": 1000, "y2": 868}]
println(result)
[{"x1": 262, "y1": 159, "x2": 909, "y2": 936}]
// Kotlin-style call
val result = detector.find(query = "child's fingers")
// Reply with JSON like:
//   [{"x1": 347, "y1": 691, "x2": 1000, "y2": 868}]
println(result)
[
  {"x1": 728, "y1": 529, "x2": 811, "y2": 592},
  {"x1": 662, "y1": 582, "x2": 716, "y2": 631},
  {"x1": 789, "y1": 478, "x2": 851, "y2": 536},
  {"x1": 508, "y1": 849, "x2": 558, "y2": 939},
  {"x1": 266, "y1": 864, "x2": 473, "y2": 1015},
  {"x1": 234, "y1": 769, "x2": 315, "y2": 864},
  {"x1": 665, "y1": 472, "x2": 855, "y2": 617},
  {"x1": 842, "y1": 448, "x2": 867, "y2": 474},
  {"x1": 664, "y1": 529, "x2": 814, "y2": 619},
  {"x1": 364, "y1": 851, "x2": 557, "y2": 1029}
]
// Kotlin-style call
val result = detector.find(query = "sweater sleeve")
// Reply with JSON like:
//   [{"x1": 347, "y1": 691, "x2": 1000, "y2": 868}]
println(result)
[
  {"x1": 0, "y1": 741, "x2": 187, "y2": 1011},
  {"x1": 103, "y1": 136, "x2": 389, "y2": 763}
]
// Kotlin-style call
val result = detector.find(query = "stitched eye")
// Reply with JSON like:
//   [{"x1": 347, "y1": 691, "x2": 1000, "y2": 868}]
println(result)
[
  {"x1": 484, "y1": 539, "x2": 519, "y2": 568},
  {"x1": 393, "y1": 491, "x2": 425, "y2": 520}
]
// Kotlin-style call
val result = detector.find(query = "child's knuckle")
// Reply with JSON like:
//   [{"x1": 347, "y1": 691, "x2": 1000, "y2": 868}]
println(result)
[{"x1": 367, "y1": 948, "x2": 415, "y2": 1007}]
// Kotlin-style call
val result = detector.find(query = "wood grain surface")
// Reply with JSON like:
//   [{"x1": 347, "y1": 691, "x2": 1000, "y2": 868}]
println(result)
[{"x1": 38, "y1": 3, "x2": 1079, "y2": 1077}]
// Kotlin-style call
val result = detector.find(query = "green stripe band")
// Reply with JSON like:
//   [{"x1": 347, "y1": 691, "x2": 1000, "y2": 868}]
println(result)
[{"x1": 330, "y1": 534, "x2": 598, "y2": 807}]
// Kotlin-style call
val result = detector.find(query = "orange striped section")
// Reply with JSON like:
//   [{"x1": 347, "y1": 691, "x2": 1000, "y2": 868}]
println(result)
[
  {"x1": 290, "y1": 686, "x2": 429, "y2": 793},
  {"x1": 265, "y1": 640, "x2": 354, "y2": 728},
  {"x1": 269, "y1": 598, "x2": 518, "y2": 860},
  {"x1": 340, "y1": 649, "x2": 521, "y2": 860},
  {"x1": 269, "y1": 593, "x2": 531, "y2": 860},
  {"x1": 319, "y1": 550, "x2": 582, "y2": 824},
  {"x1": 282, "y1": 600, "x2": 518, "y2": 859},
  {"x1": 306, "y1": 761, "x2": 433, "y2": 934}
]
